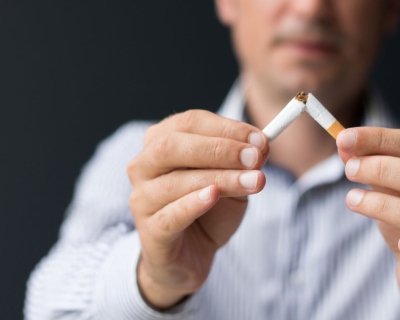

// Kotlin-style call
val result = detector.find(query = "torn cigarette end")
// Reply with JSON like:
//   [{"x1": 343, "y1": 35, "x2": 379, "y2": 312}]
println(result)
[
  {"x1": 295, "y1": 91, "x2": 309, "y2": 104},
  {"x1": 262, "y1": 98, "x2": 306, "y2": 142},
  {"x1": 326, "y1": 120, "x2": 345, "y2": 139}
]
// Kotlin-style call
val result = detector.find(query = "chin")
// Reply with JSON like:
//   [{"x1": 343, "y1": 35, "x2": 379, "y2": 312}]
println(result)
[{"x1": 271, "y1": 66, "x2": 346, "y2": 98}]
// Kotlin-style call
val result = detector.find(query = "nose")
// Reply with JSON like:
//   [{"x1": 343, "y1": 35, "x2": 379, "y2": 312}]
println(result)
[{"x1": 289, "y1": 0, "x2": 333, "y2": 22}]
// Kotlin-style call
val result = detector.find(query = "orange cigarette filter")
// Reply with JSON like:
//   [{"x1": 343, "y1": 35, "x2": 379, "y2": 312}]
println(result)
[{"x1": 305, "y1": 93, "x2": 345, "y2": 140}]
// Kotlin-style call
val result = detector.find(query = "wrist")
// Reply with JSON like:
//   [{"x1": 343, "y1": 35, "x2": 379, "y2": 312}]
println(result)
[{"x1": 137, "y1": 256, "x2": 190, "y2": 310}]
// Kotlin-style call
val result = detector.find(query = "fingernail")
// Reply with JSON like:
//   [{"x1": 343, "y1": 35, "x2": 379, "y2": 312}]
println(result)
[
  {"x1": 239, "y1": 171, "x2": 258, "y2": 189},
  {"x1": 347, "y1": 189, "x2": 364, "y2": 207},
  {"x1": 198, "y1": 186, "x2": 211, "y2": 201},
  {"x1": 339, "y1": 131, "x2": 356, "y2": 149},
  {"x1": 346, "y1": 158, "x2": 360, "y2": 177},
  {"x1": 241, "y1": 148, "x2": 258, "y2": 168},
  {"x1": 248, "y1": 132, "x2": 265, "y2": 149}
]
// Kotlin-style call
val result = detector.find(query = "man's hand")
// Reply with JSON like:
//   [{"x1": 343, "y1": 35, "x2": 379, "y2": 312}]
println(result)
[
  {"x1": 337, "y1": 127, "x2": 400, "y2": 286},
  {"x1": 127, "y1": 110, "x2": 269, "y2": 309}
]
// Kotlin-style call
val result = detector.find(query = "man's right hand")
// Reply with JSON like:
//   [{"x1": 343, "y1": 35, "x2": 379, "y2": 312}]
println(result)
[{"x1": 127, "y1": 110, "x2": 269, "y2": 310}]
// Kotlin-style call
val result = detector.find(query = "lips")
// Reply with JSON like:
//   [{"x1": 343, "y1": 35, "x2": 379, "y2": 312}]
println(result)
[
  {"x1": 288, "y1": 40, "x2": 336, "y2": 53},
  {"x1": 275, "y1": 32, "x2": 341, "y2": 55},
  {"x1": 277, "y1": 37, "x2": 339, "y2": 58}
]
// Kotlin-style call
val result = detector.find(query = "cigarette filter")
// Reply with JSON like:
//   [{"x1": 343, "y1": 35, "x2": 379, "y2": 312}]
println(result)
[
  {"x1": 306, "y1": 94, "x2": 345, "y2": 139},
  {"x1": 262, "y1": 98, "x2": 306, "y2": 142}
]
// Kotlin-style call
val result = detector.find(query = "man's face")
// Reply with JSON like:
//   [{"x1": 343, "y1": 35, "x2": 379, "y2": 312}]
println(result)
[{"x1": 216, "y1": 0, "x2": 399, "y2": 100}]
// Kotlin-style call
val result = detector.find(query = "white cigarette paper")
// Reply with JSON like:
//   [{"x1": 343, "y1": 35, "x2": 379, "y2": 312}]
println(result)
[
  {"x1": 306, "y1": 94, "x2": 345, "y2": 139},
  {"x1": 262, "y1": 98, "x2": 306, "y2": 142},
  {"x1": 261, "y1": 92, "x2": 345, "y2": 142}
]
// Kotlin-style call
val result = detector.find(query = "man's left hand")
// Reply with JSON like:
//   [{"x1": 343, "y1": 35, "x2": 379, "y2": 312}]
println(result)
[{"x1": 337, "y1": 127, "x2": 400, "y2": 286}]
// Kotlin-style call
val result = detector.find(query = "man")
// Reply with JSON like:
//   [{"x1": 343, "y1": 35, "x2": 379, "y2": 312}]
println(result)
[{"x1": 25, "y1": 0, "x2": 400, "y2": 319}]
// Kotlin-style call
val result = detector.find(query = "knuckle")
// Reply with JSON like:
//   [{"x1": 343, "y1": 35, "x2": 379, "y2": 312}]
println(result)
[
  {"x1": 143, "y1": 123, "x2": 159, "y2": 145},
  {"x1": 129, "y1": 190, "x2": 141, "y2": 216},
  {"x1": 220, "y1": 121, "x2": 237, "y2": 139},
  {"x1": 177, "y1": 110, "x2": 201, "y2": 132},
  {"x1": 152, "y1": 133, "x2": 176, "y2": 161},
  {"x1": 155, "y1": 209, "x2": 182, "y2": 234},
  {"x1": 374, "y1": 129, "x2": 385, "y2": 152},
  {"x1": 151, "y1": 196, "x2": 192, "y2": 235},
  {"x1": 155, "y1": 212, "x2": 171, "y2": 233},
  {"x1": 127, "y1": 157, "x2": 141, "y2": 183},
  {"x1": 214, "y1": 171, "x2": 229, "y2": 188},
  {"x1": 377, "y1": 158, "x2": 390, "y2": 182},
  {"x1": 209, "y1": 138, "x2": 227, "y2": 163},
  {"x1": 381, "y1": 196, "x2": 400, "y2": 228},
  {"x1": 377, "y1": 195, "x2": 392, "y2": 216},
  {"x1": 164, "y1": 175, "x2": 178, "y2": 195},
  {"x1": 171, "y1": 207, "x2": 183, "y2": 230},
  {"x1": 177, "y1": 199, "x2": 191, "y2": 221},
  {"x1": 375, "y1": 129, "x2": 395, "y2": 153},
  {"x1": 127, "y1": 157, "x2": 139, "y2": 172}
]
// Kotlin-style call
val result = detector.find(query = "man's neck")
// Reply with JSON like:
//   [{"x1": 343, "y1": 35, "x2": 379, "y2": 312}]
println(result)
[{"x1": 243, "y1": 77, "x2": 364, "y2": 178}]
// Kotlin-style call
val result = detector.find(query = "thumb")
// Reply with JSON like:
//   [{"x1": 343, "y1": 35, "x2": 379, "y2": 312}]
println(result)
[{"x1": 150, "y1": 185, "x2": 220, "y2": 243}]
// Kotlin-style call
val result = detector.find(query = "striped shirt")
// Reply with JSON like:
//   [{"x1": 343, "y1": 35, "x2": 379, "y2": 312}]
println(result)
[{"x1": 25, "y1": 82, "x2": 400, "y2": 319}]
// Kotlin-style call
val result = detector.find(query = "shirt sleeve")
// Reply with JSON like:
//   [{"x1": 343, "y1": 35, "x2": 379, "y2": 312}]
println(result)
[{"x1": 24, "y1": 121, "x2": 195, "y2": 320}]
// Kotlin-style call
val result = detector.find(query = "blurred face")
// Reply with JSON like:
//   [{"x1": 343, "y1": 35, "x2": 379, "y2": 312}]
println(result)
[{"x1": 216, "y1": 0, "x2": 399, "y2": 101}]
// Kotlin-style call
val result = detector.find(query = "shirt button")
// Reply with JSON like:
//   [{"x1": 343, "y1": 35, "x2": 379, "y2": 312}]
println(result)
[{"x1": 290, "y1": 270, "x2": 307, "y2": 286}]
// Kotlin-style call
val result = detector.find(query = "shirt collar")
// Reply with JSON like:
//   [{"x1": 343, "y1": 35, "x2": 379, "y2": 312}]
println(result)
[
  {"x1": 217, "y1": 78, "x2": 247, "y2": 121},
  {"x1": 362, "y1": 85, "x2": 398, "y2": 129},
  {"x1": 217, "y1": 80, "x2": 397, "y2": 191}
]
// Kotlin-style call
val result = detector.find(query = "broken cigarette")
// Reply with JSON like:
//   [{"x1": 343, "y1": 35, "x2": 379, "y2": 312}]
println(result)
[
  {"x1": 262, "y1": 92, "x2": 345, "y2": 142},
  {"x1": 262, "y1": 94, "x2": 306, "y2": 142},
  {"x1": 306, "y1": 93, "x2": 345, "y2": 139}
]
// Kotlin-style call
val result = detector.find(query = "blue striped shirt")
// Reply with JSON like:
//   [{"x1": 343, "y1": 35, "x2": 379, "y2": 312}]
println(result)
[{"x1": 25, "y1": 82, "x2": 400, "y2": 319}]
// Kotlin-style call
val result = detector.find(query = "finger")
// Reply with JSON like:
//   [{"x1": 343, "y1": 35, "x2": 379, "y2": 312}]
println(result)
[
  {"x1": 337, "y1": 127, "x2": 400, "y2": 157},
  {"x1": 194, "y1": 196, "x2": 249, "y2": 248},
  {"x1": 149, "y1": 185, "x2": 220, "y2": 243},
  {"x1": 130, "y1": 169, "x2": 266, "y2": 216},
  {"x1": 346, "y1": 188, "x2": 400, "y2": 228},
  {"x1": 144, "y1": 110, "x2": 269, "y2": 154},
  {"x1": 338, "y1": 149, "x2": 352, "y2": 164},
  {"x1": 345, "y1": 156, "x2": 400, "y2": 193},
  {"x1": 132, "y1": 132, "x2": 268, "y2": 180}
]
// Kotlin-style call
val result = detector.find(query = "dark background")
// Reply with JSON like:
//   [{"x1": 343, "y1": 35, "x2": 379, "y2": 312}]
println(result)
[{"x1": 0, "y1": 2, "x2": 399, "y2": 318}]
